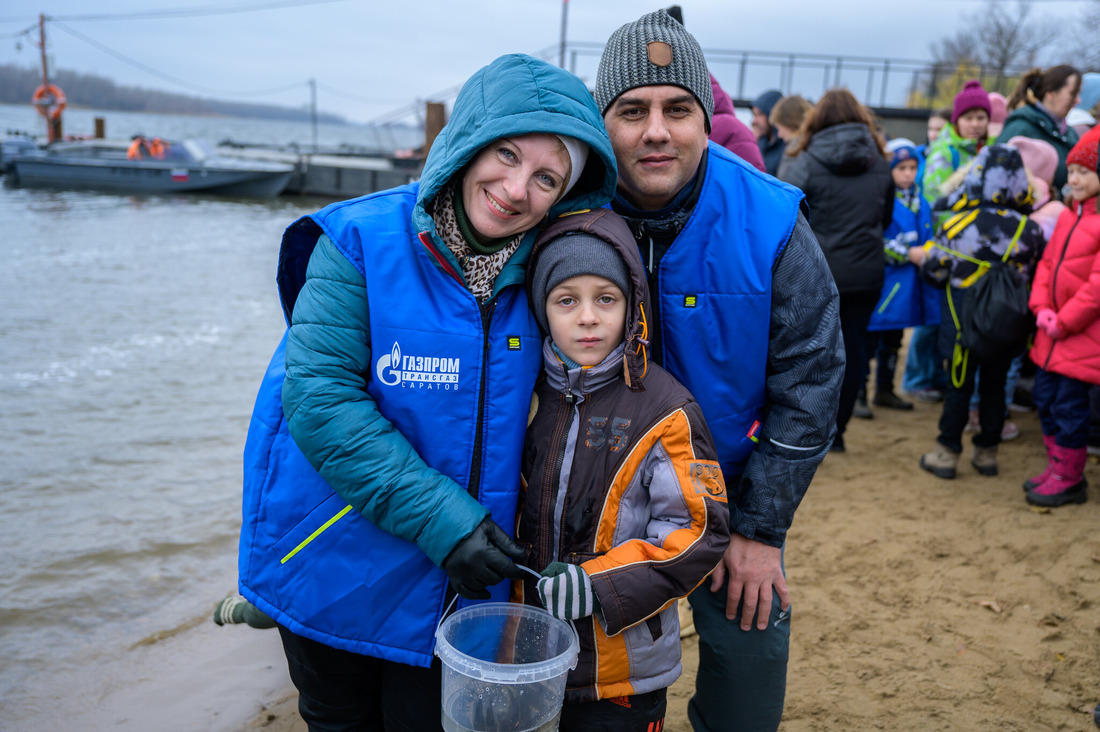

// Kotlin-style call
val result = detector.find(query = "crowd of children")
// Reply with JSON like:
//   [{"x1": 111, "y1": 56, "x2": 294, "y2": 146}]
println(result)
[{"x1": 901, "y1": 72, "x2": 1100, "y2": 509}]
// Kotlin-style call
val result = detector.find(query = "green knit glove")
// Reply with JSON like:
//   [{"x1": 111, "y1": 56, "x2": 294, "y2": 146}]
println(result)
[{"x1": 536, "y1": 562, "x2": 597, "y2": 620}]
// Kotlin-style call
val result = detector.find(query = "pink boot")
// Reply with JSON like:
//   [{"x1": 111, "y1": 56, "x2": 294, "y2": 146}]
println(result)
[
  {"x1": 1026, "y1": 445, "x2": 1088, "y2": 507},
  {"x1": 1022, "y1": 434, "x2": 1058, "y2": 492}
]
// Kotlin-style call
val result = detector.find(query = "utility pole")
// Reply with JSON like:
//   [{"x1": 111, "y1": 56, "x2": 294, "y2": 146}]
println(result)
[
  {"x1": 558, "y1": 0, "x2": 569, "y2": 68},
  {"x1": 37, "y1": 14, "x2": 62, "y2": 142},
  {"x1": 39, "y1": 14, "x2": 48, "y2": 90}
]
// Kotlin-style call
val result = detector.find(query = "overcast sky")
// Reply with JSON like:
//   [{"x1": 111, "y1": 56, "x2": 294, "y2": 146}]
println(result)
[{"x1": 0, "y1": 0, "x2": 1088, "y2": 124}]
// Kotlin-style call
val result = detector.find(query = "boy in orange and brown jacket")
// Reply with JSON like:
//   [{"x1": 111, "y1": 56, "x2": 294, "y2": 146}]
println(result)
[{"x1": 515, "y1": 208, "x2": 729, "y2": 730}]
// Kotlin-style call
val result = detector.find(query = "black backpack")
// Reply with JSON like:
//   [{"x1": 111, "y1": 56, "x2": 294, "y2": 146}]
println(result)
[{"x1": 943, "y1": 216, "x2": 1031, "y2": 383}]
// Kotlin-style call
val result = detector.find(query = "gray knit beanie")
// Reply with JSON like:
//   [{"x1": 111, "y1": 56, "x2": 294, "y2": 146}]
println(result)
[
  {"x1": 530, "y1": 233, "x2": 631, "y2": 334},
  {"x1": 594, "y1": 9, "x2": 714, "y2": 129}
]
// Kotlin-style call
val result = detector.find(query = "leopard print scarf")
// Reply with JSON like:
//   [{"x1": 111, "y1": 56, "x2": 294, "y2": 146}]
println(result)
[{"x1": 429, "y1": 182, "x2": 521, "y2": 304}]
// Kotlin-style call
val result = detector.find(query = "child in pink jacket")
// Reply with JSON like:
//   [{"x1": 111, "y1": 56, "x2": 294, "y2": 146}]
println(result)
[{"x1": 1025, "y1": 125, "x2": 1100, "y2": 507}]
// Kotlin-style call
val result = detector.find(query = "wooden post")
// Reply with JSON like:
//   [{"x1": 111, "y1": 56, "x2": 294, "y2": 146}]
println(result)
[
  {"x1": 423, "y1": 101, "x2": 446, "y2": 159},
  {"x1": 95, "y1": 117, "x2": 106, "y2": 138}
]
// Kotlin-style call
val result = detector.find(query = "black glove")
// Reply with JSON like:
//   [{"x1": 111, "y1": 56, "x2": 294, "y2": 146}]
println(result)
[
  {"x1": 920, "y1": 251, "x2": 951, "y2": 289},
  {"x1": 441, "y1": 517, "x2": 526, "y2": 599}
]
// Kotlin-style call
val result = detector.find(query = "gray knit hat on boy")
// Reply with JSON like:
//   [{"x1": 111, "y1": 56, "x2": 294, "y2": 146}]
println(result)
[
  {"x1": 594, "y1": 9, "x2": 714, "y2": 129},
  {"x1": 529, "y1": 233, "x2": 631, "y2": 334}
]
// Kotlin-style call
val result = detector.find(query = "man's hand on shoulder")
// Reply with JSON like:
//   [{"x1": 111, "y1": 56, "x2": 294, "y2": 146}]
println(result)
[{"x1": 709, "y1": 533, "x2": 789, "y2": 630}]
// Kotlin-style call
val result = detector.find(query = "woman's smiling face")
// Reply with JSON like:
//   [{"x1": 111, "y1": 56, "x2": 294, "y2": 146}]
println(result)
[{"x1": 461, "y1": 134, "x2": 570, "y2": 242}]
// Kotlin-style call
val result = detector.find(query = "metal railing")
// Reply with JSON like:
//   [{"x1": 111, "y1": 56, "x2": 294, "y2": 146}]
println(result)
[
  {"x1": 551, "y1": 42, "x2": 1030, "y2": 109},
  {"x1": 359, "y1": 42, "x2": 1030, "y2": 143}
]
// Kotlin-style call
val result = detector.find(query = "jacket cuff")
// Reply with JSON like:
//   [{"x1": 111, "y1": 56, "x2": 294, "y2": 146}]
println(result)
[
  {"x1": 730, "y1": 509, "x2": 784, "y2": 548},
  {"x1": 420, "y1": 499, "x2": 490, "y2": 567}
]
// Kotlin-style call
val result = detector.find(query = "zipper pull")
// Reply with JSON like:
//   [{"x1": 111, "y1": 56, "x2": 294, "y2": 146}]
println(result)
[{"x1": 564, "y1": 389, "x2": 576, "y2": 405}]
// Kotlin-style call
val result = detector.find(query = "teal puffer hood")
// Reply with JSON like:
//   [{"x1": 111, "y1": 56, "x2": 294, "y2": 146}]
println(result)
[{"x1": 412, "y1": 54, "x2": 618, "y2": 235}]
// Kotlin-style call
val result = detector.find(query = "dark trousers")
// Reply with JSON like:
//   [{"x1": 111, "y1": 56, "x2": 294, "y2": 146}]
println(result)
[
  {"x1": 837, "y1": 291, "x2": 882, "y2": 437},
  {"x1": 1033, "y1": 368, "x2": 1092, "y2": 448},
  {"x1": 937, "y1": 354, "x2": 1012, "y2": 452},
  {"x1": 867, "y1": 328, "x2": 904, "y2": 394},
  {"x1": 560, "y1": 688, "x2": 667, "y2": 731},
  {"x1": 687, "y1": 556, "x2": 790, "y2": 732},
  {"x1": 278, "y1": 625, "x2": 442, "y2": 732},
  {"x1": 1088, "y1": 385, "x2": 1100, "y2": 445}
]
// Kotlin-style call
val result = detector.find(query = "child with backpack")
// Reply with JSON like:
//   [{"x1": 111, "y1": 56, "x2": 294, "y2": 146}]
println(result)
[
  {"x1": 919, "y1": 144, "x2": 1045, "y2": 479},
  {"x1": 516, "y1": 208, "x2": 730, "y2": 728},
  {"x1": 1023, "y1": 125, "x2": 1100, "y2": 507}
]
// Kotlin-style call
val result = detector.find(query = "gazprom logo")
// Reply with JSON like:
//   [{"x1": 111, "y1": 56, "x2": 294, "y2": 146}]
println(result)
[{"x1": 375, "y1": 341, "x2": 461, "y2": 390}]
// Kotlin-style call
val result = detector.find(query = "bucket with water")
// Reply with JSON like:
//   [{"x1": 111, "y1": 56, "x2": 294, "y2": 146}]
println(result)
[{"x1": 435, "y1": 602, "x2": 579, "y2": 732}]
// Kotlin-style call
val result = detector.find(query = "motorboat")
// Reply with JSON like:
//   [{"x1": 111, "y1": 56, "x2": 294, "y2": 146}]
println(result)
[{"x1": 6, "y1": 138, "x2": 295, "y2": 198}]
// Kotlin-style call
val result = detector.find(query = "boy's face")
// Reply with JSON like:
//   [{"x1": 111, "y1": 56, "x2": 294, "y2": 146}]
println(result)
[
  {"x1": 1067, "y1": 163, "x2": 1100, "y2": 202},
  {"x1": 545, "y1": 275, "x2": 627, "y2": 367},
  {"x1": 956, "y1": 109, "x2": 989, "y2": 141},
  {"x1": 892, "y1": 159, "x2": 918, "y2": 190}
]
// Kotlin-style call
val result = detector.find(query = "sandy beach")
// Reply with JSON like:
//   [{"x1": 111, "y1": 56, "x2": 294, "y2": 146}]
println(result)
[{"x1": 239, "y1": 394, "x2": 1100, "y2": 731}]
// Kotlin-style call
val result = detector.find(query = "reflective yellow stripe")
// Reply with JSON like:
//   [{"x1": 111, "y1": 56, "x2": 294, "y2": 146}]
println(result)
[
  {"x1": 876, "y1": 282, "x2": 901, "y2": 314},
  {"x1": 959, "y1": 263, "x2": 990, "y2": 288},
  {"x1": 280, "y1": 505, "x2": 354, "y2": 564},
  {"x1": 945, "y1": 210, "x2": 979, "y2": 240}
]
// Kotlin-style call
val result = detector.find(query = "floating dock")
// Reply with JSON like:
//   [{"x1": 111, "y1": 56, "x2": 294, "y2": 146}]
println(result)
[{"x1": 222, "y1": 146, "x2": 422, "y2": 199}]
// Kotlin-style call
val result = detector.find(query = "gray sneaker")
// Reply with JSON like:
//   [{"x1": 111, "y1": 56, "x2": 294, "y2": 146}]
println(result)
[{"x1": 905, "y1": 387, "x2": 944, "y2": 403}]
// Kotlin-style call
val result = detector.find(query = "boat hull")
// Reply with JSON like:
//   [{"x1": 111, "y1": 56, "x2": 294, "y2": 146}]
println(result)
[{"x1": 10, "y1": 157, "x2": 293, "y2": 197}]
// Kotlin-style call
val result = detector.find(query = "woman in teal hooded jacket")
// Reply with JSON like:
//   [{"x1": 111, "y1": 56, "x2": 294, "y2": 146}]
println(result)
[{"x1": 238, "y1": 54, "x2": 617, "y2": 729}]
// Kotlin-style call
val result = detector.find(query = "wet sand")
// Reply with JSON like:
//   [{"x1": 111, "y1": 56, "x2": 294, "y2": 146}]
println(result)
[{"x1": 241, "y1": 398, "x2": 1100, "y2": 731}]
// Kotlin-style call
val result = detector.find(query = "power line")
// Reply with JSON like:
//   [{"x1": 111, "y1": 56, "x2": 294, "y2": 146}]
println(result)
[
  {"x1": 0, "y1": 22, "x2": 36, "y2": 40},
  {"x1": 0, "y1": 0, "x2": 347, "y2": 25},
  {"x1": 314, "y1": 81, "x2": 406, "y2": 106},
  {"x1": 50, "y1": 19, "x2": 310, "y2": 98}
]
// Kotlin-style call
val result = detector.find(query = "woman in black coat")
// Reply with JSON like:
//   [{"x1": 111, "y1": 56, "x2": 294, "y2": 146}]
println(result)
[{"x1": 778, "y1": 88, "x2": 894, "y2": 452}]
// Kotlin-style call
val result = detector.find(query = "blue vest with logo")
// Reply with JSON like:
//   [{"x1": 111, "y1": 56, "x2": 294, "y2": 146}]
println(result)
[
  {"x1": 657, "y1": 143, "x2": 803, "y2": 480},
  {"x1": 238, "y1": 186, "x2": 542, "y2": 666}
]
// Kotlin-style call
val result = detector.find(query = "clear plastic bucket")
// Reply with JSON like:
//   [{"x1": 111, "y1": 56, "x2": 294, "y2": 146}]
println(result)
[{"x1": 435, "y1": 602, "x2": 579, "y2": 732}]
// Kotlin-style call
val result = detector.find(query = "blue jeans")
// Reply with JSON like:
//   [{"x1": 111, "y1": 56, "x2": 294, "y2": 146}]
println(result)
[
  {"x1": 1033, "y1": 368, "x2": 1092, "y2": 448},
  {"x1": 902, "y1": 324, "x2": 947, "y2": 393},
  {"x1": 687, "y1": 557, "x2": 790, "y2": 732}
]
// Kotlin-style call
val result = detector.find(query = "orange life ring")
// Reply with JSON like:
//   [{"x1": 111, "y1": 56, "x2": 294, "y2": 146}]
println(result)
[{"x1": 32, "y1": 83, "x2": 67, "y2": 121}]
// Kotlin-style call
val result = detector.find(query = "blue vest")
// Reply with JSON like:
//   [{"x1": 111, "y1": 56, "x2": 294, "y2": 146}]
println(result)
[
  {"x1": 657, "y1": 144, "x2": 803, "y2": 479},
  {"x1": 239, "y1": 187, "x2": 542, "y2": 666}
]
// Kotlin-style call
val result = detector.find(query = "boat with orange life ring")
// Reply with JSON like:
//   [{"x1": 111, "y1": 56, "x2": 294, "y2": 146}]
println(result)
[
  {"x1": 7, "y1": 137, "x2": 295, "y2": 197},
  {"x1": 31, "y1": 83, "x2": 67, "y2": 121}
]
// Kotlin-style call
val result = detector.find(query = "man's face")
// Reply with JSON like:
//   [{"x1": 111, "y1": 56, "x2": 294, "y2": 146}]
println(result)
[
  {"x1": 751, "y1": 106, "x2": 771, "y2": 140},
  {"x1": 603, "y1": 85, "x2": 709, "y2": 211}
]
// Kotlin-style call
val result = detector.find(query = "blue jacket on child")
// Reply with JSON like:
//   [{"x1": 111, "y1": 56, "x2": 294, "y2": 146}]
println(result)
[{"x1": 869, "y1": 186, "x2": 940, "y2": 331}]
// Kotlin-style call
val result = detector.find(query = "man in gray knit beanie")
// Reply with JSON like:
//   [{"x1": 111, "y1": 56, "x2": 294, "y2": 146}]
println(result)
[{"x1": 596, "y1": 8, "x2": 845, "y2": 732}]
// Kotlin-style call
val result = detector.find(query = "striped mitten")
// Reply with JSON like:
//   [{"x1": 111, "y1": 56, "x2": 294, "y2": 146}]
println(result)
[{"x1": 536, "y1": 562, "x2": 596, "y2": 620}]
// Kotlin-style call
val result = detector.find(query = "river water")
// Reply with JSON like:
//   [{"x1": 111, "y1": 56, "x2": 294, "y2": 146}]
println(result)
[{"x1": 0, "y1": 103, "x2": 414, "y2": 729}]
